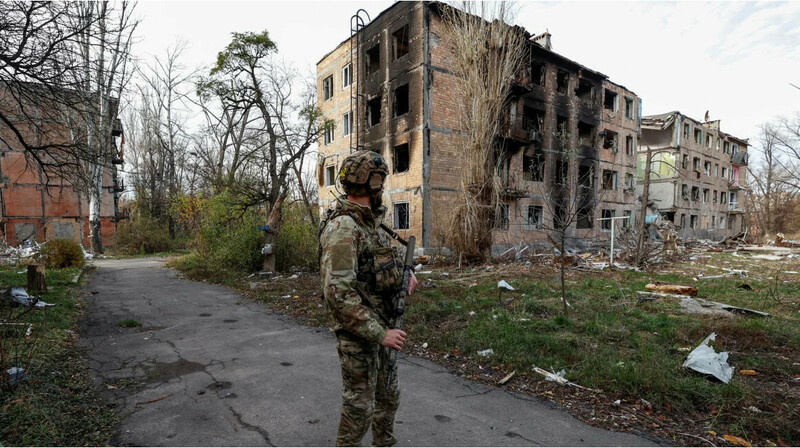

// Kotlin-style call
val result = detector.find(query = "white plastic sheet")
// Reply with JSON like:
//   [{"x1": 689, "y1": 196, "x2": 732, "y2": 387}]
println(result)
[{"x1": 683, "y1": 332, "x2": 734, "y2": 383}]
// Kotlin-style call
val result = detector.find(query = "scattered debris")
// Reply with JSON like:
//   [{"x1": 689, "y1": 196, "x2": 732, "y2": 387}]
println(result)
[
  {"x1": 414, "y1": 255, "x2": 431, "y2": 265},
  {"x1": 532, "y1": 366, "x2": 600, "y2": 392},
  {"x1": 739, "y1": 369, "x2": 757, "y2": 376},
  {"x1": 414, "y1": 263, "x2": 423, "y2": 271},
  {"x1": 280, "y1": 295, "x2": 291, "y2": 299},
  {"x1": 498, "y1": 370, "x2": 516, "y2": 385},
  {"x1": 737, "y1": 284, "x2": 753, "y2": 291},
  {"x1": 775, "y1": 233, "x2": 800, "y2": 248},
  {"x1": 497, "y1": 280, "x2": 515, "y2": 291},
  {"x1": 1, "y1": 286, "x2": 54, "y2": 308},
  {"x1": 683, "y1": 333, "x2": 734, "y2": 383},
  {"x1": 134, "y1": 394, "x2": 171, "y2": 407},
  {"x1": 751, "y1": 254, "x2": 782, "y2": 261},
  {"x1": 747, "y1": 406, "x2": 762, "y2": 413},
  {"x1": 722, "y1": 434, "x2": 752, "y2": 447},
  {"x1": 637, "y1": 291, "x2": 695, "y2": 302},
  {"x1": 679, "y1": 297, "x2": 769, "y2": 317},
  {"x1": 645, "y1": 282, "x2": 697, "y2": 296},
  {"x1": 422, "y1": 342, "x2": 428, "y2": 349},
  {"x1": 3, "y1": 367, "x2": 29, "y2": 385},
  {"x1": 477, "y1": 349, "x2": 494, "y2": 357}
]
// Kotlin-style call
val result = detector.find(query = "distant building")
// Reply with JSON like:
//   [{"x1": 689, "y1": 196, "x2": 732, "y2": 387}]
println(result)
[
  {"x1": 638, "y1": 111, "x2": 748, "y2": 240},
  {"x1": 315, "y1": 1, "x2": 652, "y2": 253},
  {"x1": 0, "y1": 83, "x2": 124, "y2": 247}
]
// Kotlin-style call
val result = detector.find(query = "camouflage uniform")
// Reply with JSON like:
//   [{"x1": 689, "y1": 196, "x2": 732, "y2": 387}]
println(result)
[{"x1": 320, "y1": 195, "x2": 403, "y2": 447}]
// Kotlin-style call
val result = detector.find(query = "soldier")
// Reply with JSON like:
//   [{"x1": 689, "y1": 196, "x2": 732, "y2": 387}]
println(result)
[{"x1": 319, "y1": 150, "x2": 417, "y2": 447}]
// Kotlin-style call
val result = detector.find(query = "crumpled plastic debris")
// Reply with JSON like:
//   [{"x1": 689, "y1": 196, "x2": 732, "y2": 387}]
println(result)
[
  {"x1": 683, "y1": 332, "x2": 734, "y2": 383},
  {"x1": 2, "y1": 287, "x2": 55, "y2": 308},
  {"x1": 477, "y1": 348, "x2": 494, "y2": 357},
  {"x1": 497, "y1": 280, "x2": 515, "y2": 291},
  {"x1": 4, "y1": 367, "x2": 29, "y2": 385}
]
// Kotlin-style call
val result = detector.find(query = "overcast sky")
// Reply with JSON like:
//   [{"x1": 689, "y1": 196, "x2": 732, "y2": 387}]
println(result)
[{"x1": 132, "y1": 0, "x2": 800, "y2": 152}]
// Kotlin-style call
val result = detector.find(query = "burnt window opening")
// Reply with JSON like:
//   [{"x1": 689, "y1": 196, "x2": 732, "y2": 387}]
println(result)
[
  {"x1": 554, "y1": 202, "x2": 567, "y2": 229},
  {"x1": 694, "y1": 128, "x2": 702, "y2": 144},
  {"x1": 681, "y1": 184, "x2": 689, "y2": 200},
  {"x1": 393, "y1": 83, "x2": 409, "y2": 117},
  {"x1": 578, "y1": 164, "x2": 594, "y2": 190},
  {"x1": 626, "y1": 135, "x2": 634, "y2": 156},
  {"x1": 325, "y1": 165, "x2": 336, "y2": 186},
  {"x1": 603, "y1": 89, "x2": 618, "y2": 111},
  {"x1": 576, "y1": 79, "x2": 594, "y2": 104},
  {"x1": 527, "y1": 205, "x2": 543, "y2": 229},
  {"x1": 602, "y1": 170, "x2": 617, "y2": 190},
  {"x1": 624, "y1": 97, "x2": 634, "y2": 119},
  {"x1": 531, "y1": 60, "x2": 545, "y2": 86},
  {"x1": 494, "y1": 204, "x2": 510, "y2": 230},
  {"x1": 525, "y1": 107, "x2": 545, "y2": 135},
  {"x1": 393, "y1": 202, "x2": 409, "y2": 230},
  {"x1": 366, "y1": 44, "x2": 380, "y2": 75},
  {"x1": 523, "y1": 145, "x2": 545, "y2": 182},
  {"x1": 690, "y1": 215, "x2": 698, "y2": 229},
  {"x1": 556, "y1": 115, "x2": 569, "y2": 147},
  {"x1": 682, "y1": 154, "x2": 689, "y2": 169},
  {"x1": 392, "y1": 24, "x2": 409, "y2": 60},
  {"x1": 553, "y1": 157, "x2": 569, "y2": 186},
  {"x1": 679, "y1": 214, "x2": 686, "y2": 228},
  {"x1": 691, "y1": 186, "x2": 700, "y2": 201},
  {"x1": 366, "y1": 96, "x2": 382, "y2": 127},
  {"x1": 576, "y1": 205, "x2": 593, "y2": 229},
  {"x1": 393, "y1": 143, "x2": 409, "y2": 173},
  {"x1": 602, "y1": 129, "x2": 618, "y2": 151},
  {"x1": 323, "y1": 75, "x2": 334, "y2": 101},
  {"x1": 556, "y1": 70, "x2": 569, "y2": 94},
  {"x1": 601, "y1": 209, "x2": 615, "y2": 231},
  {"x1": 578, "y1": 122, "x2": 595, "y2": 147}
]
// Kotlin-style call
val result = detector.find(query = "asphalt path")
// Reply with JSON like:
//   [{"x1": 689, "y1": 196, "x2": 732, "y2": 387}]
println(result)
[{"x1": 79, "y1": 257, "x2": 657, "y2": 446}]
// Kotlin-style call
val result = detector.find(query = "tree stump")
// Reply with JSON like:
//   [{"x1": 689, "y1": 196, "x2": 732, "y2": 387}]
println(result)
[{"x1": 27, "y1": 264, "x2": 47, "y2": 294}]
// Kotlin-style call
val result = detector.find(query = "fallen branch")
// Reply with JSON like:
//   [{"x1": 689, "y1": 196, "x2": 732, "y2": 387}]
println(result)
[{"x1": 134, "y1": 394, "x2": 171, "y2": 407}]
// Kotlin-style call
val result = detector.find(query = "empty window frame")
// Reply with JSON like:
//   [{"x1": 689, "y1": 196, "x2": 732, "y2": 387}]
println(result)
[
  {"x1": 728, "y1": 216, "x2": 734, "y2": 230},
  {"x1": 694, "y1": 128, "x2": 702, "y2": 144},
  {"x1": 526, "y1": 205, "x2": 543, "y2": 229},
  {"x1": 626, "y1": 135, "x2": 634, "y2": 156},
  {"x1": 719, "y1": 216, "x2": 725, "y2": 229},
  {"x1": 690, "y1": 215, "x2": 698, "y2": 229},
  {"x1": 392, "y1": 24, "x2": 409, "y2": 60},
  {"x1": 578, "y1": 164, "x2": 594, "y2": 190},
  {"x1": 623, "y1": 210, "x2": 632, "y2": 228},
  {"x1": 683, "y1": 123, "x2": 691, "y2": 140},
  {"x1": 393, "y1": 83, "x2": 409, "y2": 117},
  {"x1": 366, "y1": 96, "x2": 382, "y2": 127},
  {"x1": 713, "y1": 190, "x2": 718, "y2": 203},
  {"x1": 323, "y1": 75, "x2": 334, "y2": 101},
  {"x1": 603, "y1": 89, "x2": 618, "y2": 111},
  {"x1": 325, "y1": 165, "x2": 336, "y2": 186},
  {"x1": 704, "y1": 161, "x2": 711, "y2": 175},
  {"x1": 720, "y1": 191, "x2": 727, "y2": 204},
  {"x1": 494, "y1": 204, "x2": 510, "y2": 230},
  {"x1": 682, "y1": 154, "x2": 689, "y2": 169},
  {"x1": 691, "y1": 186, "x2": 700, "y2": 201},
  {"x1": 732, "y1": 143, "x2": 739, "y2": 154},
  {"x1": 342, "y1": 111, "x2": 353, "y2": 137},
  {"x1": 714, "y1": 163, "x2": 719, "y2": 177},
  {"x1": 553, "y1": 157, "x2": 569, "y2": 185},
  {"x1": 721, "y1": 167, "x2": 727, "y2": 178},
  {"x1": 577, "y1": 121, "x2": 595, "y2": 147},
  {"x1": 366, "y1": 44, "x2": 380, "y2": 75},
  {"x1": 601, "y1": 209, "x2": 615, "y2": 231},
  {"x1": 602, "y1": 170, "x2": 617, "y2": 190},
  {"x1": 680, "y1": 214, "x2": 686, "y2": 228},
  {"x1": 711, "y1": 216, "x2": 716, "y2": 229},
  {"x1": 624, "y1": 173, "x2": 634, "y2": 190},
  {"x1": 556, "y1": 70, "x2": 569, "y2": 94},
  {"x1": 693, "y1": 157, "x2": 700, "y2": 171},
  {"x1": 706, "y1": 134, "x2": 713, "y2": 148},
  {"x1": 576, "y1": 79, "x2": 594, "y2": 104},
  {"x1": 342, "y1": 64, "x2": 353, "y2": 88},
  {"x1": 624, "y1": 97, "x2": 634, "y2": 119},
  {"x1": 681, "y1": 184, "x2": 689, "y2": 199},
  {"x1": 702, "y1": 188, "x2": 709, "y2": 203},
  {"x1": 723, "y1": 141, "x2": 730, "y2": 154},
  {"x1": 523, "y1": 146, "x2": 545, "y2": 182},
  {"x1": 393, "y1": 143, "x2": 409, "y2": 173},
  {"x1": 555, "y1": 115, "x2": 569, "y2": 148},
  {"x1": 531, "y1": 60, "x2": 545, "y2": 86},
  {"x1": 393, "y1": 202, "x2": 409, "y2": 230},
  {"x1": 602, "y1": 129, "x2": 618, "y2": 151},
  {"x1": 324, "y1": 124, "x2": 335, "y2": 144}
]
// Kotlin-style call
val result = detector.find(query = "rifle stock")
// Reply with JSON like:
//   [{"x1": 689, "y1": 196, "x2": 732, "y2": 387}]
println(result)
[{"x1": 386, "y1": 235, "x2": 415, "y2": 388}]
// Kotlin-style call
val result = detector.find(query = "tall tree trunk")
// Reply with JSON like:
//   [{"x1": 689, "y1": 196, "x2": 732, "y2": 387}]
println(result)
[
  {"x1": 635, "y1": 147, "x2": 653, "y2": 267},
  {"x1": 261, "y1": 194, "x2": 286, "y2": 272}
]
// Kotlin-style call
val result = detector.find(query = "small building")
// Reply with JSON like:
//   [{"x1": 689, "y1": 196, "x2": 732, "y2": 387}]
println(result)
[{"x1": 637, "y1": 111, "x2": 748, "y2": 240}]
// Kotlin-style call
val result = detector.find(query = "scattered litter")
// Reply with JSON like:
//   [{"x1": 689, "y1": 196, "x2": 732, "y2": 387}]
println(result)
[
  {"x1": 417, "y1": 271, "x2": 433, "y2": 275},
  {"x1": 477, "y1": 349, "x2": 494, "y2": 357},
  {"x1": 468, "y1": 311, "x2": 476, "y2": 316},
  {"x1": 645, "y1": 282, "x2": 697, "y2": 296},
  {"x1": 281, "y1": 295, "x2": 291, "y2": 299},
  {"x1": 722, "y1": 434, "x2": 752, "y2": 447},
  {"x1": 747, "y1": 406, "x2": 762, "y2": 413},
  {"x1": 783, "y1": 271, "x2": 798, "y2": 274},
  {"x1": 414, "y1": 263, "x2": 423, "y2": 271},
  {"x1": 532, "y1": 366, "x2": 600, "y2": 392},
  {"x1": 498, "y1": 371, "x2": 516, "y2": 385},
  {"x1": 289, "y1": 274, "x2": 298, "y2": 279},
  {"x1": 639, "y1": 398, "x2": 653, "y2": 411},
  {"x1": 3, "y1": 367, "x2": 29, "y2": 385},
  {"x1": 422, "y1": 342, "x2": 428, "y2": 349},
  {"x1": 497, "y1": 280, "x2": 515, "y2": 291},
  {"x1": 739, "y1": 369, "x2": 757, "y2": 376},
  {"x1": 613, "y1": 399, "x2": 622, "y2": 405},
  {"x1": 440, "y1": 272, "x2": 450, "y2": 277},
  {"x1": 484, "y1": 265, "x2": 495, "y2": 271},
  {"x1": 683, "y1": 333, "x2": 734, "y2": 383},
  {"x1": 1, "y1": 287, "x2": 54, "y2": 308},
  {"x1": 752, "y1": 254, "x2": 782, "y2": 261},
  {"x1": 737, "y1": 284, "x2": 753, "y2": 291},
  {"x1": 679, "y1": 297, "x2": 769, "y2": 317}
]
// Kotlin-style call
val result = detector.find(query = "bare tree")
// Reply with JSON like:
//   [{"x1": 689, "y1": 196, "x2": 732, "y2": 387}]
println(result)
[{"x1": 439, "y1": 1, "x2": 528, "y2": 261}]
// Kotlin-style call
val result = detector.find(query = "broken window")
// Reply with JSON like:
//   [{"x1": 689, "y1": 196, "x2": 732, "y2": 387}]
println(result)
[
  {"x1": 325, "y1": 165, "x2": 336, "y2": 186},
  {"x1": 683, "y1": 123, "x2": 691, "y2": 140},
  {"x1": 603, "y1": 89, "x2": 618, "y2": 111},
  {"x1": 392, "y1": 24, "x2": 409, "y2": 60},
  {"x1": 625, "y1": 97, "x2": 634, "y2": 119},
  {"x1": 732, "y1": 143, "x2": 739, "y2": 154},
  {"x1": 602, "y1": 129, "x2": 618, "y2": 151},
  {"x1": 323, "y1": 75, "x2": 334, "y2": 101},
  {"x1": 690, "y1": 215, "x2": 698, "y2": 229},
  {"x1": 680, "y1": 214, "x2": 686, "y2": 228},
  {"x1": 719, "y1": 216, "x2": 725, "y2": 229},
  {"x1": 713, "y1": 190, "x2": 718, "y2": 203},
  {"x1": 393, "y1": 202, "x2": 409, "y2": 230},
  {"x1": 324, "y1": 125, "x2": 334, "y2": 144},
  {"x1": 691, "y1": 186, "x2": 700, "y2": 201},
  {"x1": 704, "y1": 161, "x2": 711, "y2": 175},
  {"x1": 531, "y1": 60, "x2": 545, "y2": 86},
  {"x1": 694, "y1": 128, "x2": 702, "y2": 144},
  {"x1": 711, "y1": 216, "x2": 716, "y2": 229},
  {"x1": 366, "y1": 44, "x2": 380, "y2": 75},
  {"x1": 556, "y1": 70, "x2": 569, "y2": 94},
  {"x1": 720, "y1": 191, "x2": 727, "y2": 204},
  {"x1": 624, "y1": 173, "x2": 634, "y2": 190},
  {"x1": 578, "y1": 164, "x2": 594, "y2": 190},
  {"x1": 714, "y1": 164, "x2": 719, "y2": 177},
  {"x1": 728, "y1": 216, "x2": 734, "y2": 230},
  {"x1": 601, "y1": 209, "x2": 615, "y2": 231},
  {"x1": 721, "y1": 167, "x2": 727, "y2": 178},
  {"x1": 556, "y1": 115, "x2": 569, "y2": 148},
  {"x1": 366, "y1": 96, "x2": 382, "y2": 127},
  {"x1": 393, "y1": 143, "x2": 409, "y2": 173},
  {"x1": 723, "y1": 141, "x2": 730, "y2": 154},
  {"x1": 523, "y1": 145, "x2": 545, "y2": 182},
  {"x1": 706, "y1": 134, "x2": 713, "y2": 148},
  {"x1": 526, "y1": 205, "x2": 543, "y2": 229},
  {"x1": 342, "y1": 111, "x2": 353, "y2": 137},
  {"x1": 554, "y1": 202, "x2": 567, "y2": 229},
  {"x1": 602, "y1": 170, "x2": 617, "y2": 190},
  {"x1": 626, "y1": 135, "x2": 634, "y2": 156},
  {"x1": 494, "y1": 204, "x2": 510, "y2": 230},
  {"x1": 577, "y1": 122, "x2": 595, "y2": 147},
  {"x1": 342, "y1": 64, "x2": 353, "y2": 88},
  {"x1": 681, "y1": 184, "x2": 689, "y2": 200},
  {"x1": 576, "y1": 79, "x2": 594, "y2": 104},
  {"x1": 576, "y1": 206, "x2": 593, "y2": 229},
  {"x1": 702, "y1": 188, "x2": 709, "y2": 203},
  {"x1": 693, "y1": 157, "x2": 700, "y2": 171},
  {"x1": 682, "y1": 154, "x2": 689, "y2": 170},
  {"x1": 553, "y1": 157, "x2": 569, "y2": 185},
  {"x1": 393, "y1": 83, "x2": 409, "y2": 117},
  {"x1": 623, "y1": 210, "x2": 632, "y2": 228}
]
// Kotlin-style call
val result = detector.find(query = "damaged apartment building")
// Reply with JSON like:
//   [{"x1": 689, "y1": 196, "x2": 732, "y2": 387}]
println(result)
[
  {"x1": 317, "y1": 1, "x2": 642, "y2": 253},
  {"x1": 0, "y1": 83, "x2": 124, "y2": 247},
  {"x1": 638, "y1": 111, "x2": 748, "y2": 240}
]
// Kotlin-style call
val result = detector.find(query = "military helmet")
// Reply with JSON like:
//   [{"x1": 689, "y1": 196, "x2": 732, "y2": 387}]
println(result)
[{"x1": 338, "y1": 150, "x2": 388, "y2": 194}]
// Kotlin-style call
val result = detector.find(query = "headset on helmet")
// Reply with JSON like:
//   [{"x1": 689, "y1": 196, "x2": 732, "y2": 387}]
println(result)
[{"x1": 338, "y1": 150, "x2": 388, "y2": 194}]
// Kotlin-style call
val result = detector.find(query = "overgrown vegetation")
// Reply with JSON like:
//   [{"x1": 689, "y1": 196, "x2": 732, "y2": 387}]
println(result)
[
  {"x1": 42, "y1": 239, "x2": 85, "y2": 268},
  {"x1": 0, "y1": 266, "x2": 118, "y2": 445},
  {"x1": 114, "y1": 216, "x2": 175, "y2": 255}
]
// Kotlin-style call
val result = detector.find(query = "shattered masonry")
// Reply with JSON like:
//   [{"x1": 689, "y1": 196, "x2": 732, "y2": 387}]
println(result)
[{"x1": 315, "y1": 1, "x2": 747, "y2": 254}]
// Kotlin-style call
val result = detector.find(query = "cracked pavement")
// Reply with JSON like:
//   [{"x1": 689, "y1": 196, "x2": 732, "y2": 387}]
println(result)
[{"x1": 79, "y1": 257, "x2": 657, "y2": 446}]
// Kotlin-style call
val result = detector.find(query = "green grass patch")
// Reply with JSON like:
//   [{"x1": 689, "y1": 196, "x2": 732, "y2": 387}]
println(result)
[{"x1": 116, "y1": 319, "x2": 142, "y2": 328}]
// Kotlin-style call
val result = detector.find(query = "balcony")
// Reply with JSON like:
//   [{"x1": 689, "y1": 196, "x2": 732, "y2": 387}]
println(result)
[
  {"x1": 731, "y1": 151, "x2": 749, "y2": 166},
  {"x1": 728, "y1": 201, "x2": 743, "y2": 213},
  {"x1": 499, "y1": 172, "x2": 527, "y2": 200},
  {"x1": 498, "y1": 115, "x2": 539, "y2": 145}
]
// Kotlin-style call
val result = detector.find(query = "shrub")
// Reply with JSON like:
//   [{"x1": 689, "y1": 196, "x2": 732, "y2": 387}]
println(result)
[
  {"x1": 195, "y1": 192, "x2": 263, "y2": 275},
  {"x1": 115, "y1": 217, "x2": 173, "y2": 255},
  {"x1": 42, "y1": 239, "x2": 85, "y2": 268},
  {"x1": 276, "y1": 205, "x2": 319, "y2": 272}
]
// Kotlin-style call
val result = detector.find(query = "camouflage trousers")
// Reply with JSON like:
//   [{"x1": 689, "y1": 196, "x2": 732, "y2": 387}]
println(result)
[{"x1": 335, "y1": 332, "x2": 400, "y2": 447}]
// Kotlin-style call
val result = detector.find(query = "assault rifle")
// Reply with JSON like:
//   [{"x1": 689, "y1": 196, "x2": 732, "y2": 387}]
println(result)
[{"x1": 385, "y1": 234, "x2": 415, "y2": 388}]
